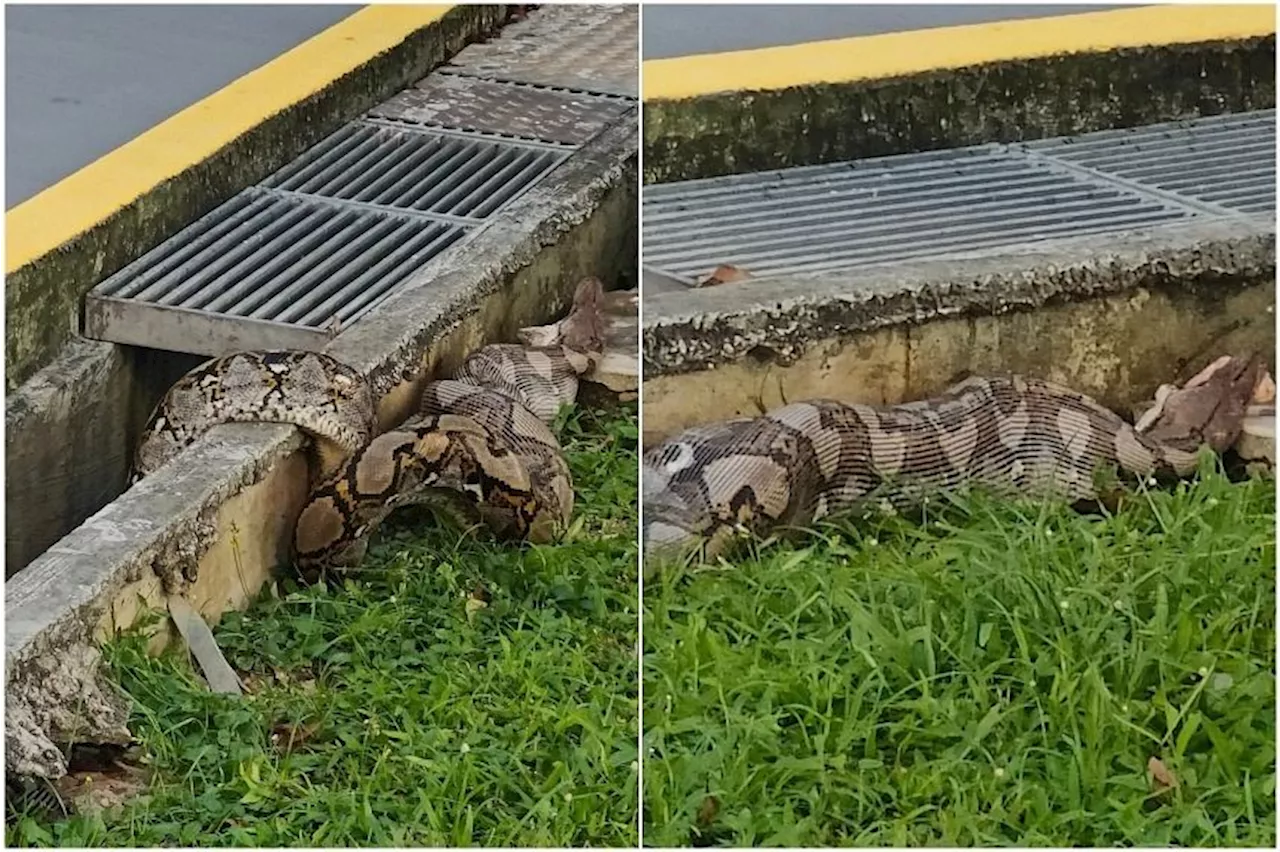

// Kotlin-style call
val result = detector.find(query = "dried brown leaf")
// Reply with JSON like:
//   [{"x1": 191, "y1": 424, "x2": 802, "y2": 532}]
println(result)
[
  {"x1": 695, "y1": 794, "x2": 721, "y2": 827},
  {"x1": 465, "y1": 582, "x2": 491, "y2": 624},
  {"x1": 1252, "y1": 371, "x2": 1275, "y2": 405},
  {"x1": 271, "y1": 719, "x2": 323, "y2": 754},
  {"x1": 697, "y1": 264, "x2": 752, "y2": 287},
  {"x1": 1148, "y1": 755, "x2": 1179, "y2": 791}
]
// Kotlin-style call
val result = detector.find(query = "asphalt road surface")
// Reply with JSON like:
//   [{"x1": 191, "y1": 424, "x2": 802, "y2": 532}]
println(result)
[
  {"x1": 643, "y1": 4, "x2": 1125, "y2": 59},
  {"x1": 6, "y1": 4, "x2": 359, "y2": 207}
]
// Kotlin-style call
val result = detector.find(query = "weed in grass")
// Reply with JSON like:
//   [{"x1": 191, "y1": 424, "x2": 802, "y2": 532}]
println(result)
[
  {"x1": 643, "y1": 467, "x2": 1275, "y2": 847},
  {"x1": 9, "y1": 405, "x2": 638, "y2": 849}
]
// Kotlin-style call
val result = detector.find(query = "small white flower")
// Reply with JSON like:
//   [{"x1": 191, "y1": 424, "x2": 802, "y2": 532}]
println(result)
[
  {"x1": 564, "y1": 793, "x2": 574, "y2": 803},
  {"x1": 1059, "y1": 600, "x2": 1070, "y2": 610},
  {"x1": 1113, "y1": 600, "x2": 1124, "y2": 610},
  {"x1": 460, "y1": 743, "x2": 471, "y2": 754},
  {"x1": 994, "y1": 767, "x2": 1005, "y2": 778},
  {"x1": 867, "y1": 538, "x2": 879, "y2": 547}
]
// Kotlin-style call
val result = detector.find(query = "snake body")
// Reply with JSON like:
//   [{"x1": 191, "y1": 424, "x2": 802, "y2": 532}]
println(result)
[
  {"x1": 134, "y1": 279, "x2": 604, "y2": 579},
  {"x1": 643, "y1": 375, "x2": 1213, "y2": 565}
]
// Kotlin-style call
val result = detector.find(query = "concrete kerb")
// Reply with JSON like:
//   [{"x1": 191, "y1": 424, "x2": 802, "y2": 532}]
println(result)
[
  {"x1": 643, "y1": 36, "x2": 1276, "y2": 184},
  {"x1": 4, "y1": 110, "x2": 638, "y2": 780},
  {"x1": 4, "y1": 5, "x2": 504, "y2": 391},
  {"x1": 4, "y1": 5, "x2": 505, "y2": 578},
  {"x1": 328, "y1": 114, "x2": 639, "y2": 425},
  {"x1": 642, "y1": 217, "x2": 1276, "y2": 442},
  {"x1": 5, "y1": 423, "x2": 303, "y2": 778}
]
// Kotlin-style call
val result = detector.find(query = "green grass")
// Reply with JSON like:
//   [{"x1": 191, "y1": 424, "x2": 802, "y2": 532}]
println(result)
[
  {"x1": 643, "y1": 465, "x2": 1275, "y2": 846},
  {"x1": 10, "y1": 404, "x2": 638, "y2": 848}
]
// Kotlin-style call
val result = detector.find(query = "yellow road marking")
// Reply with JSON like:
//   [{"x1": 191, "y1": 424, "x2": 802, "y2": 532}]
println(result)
[
  {"x1": 643, "y1": 5, "x2": 1276, "y2": 101},
  {"x1": 7, "y1": 5, "x2": 457, "y2": 274}
]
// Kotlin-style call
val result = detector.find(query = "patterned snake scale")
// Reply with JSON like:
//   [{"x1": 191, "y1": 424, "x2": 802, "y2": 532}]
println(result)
[
  {"x1": 134, "y1": 278, "x2": 604, "y2": 580},
  {"x1": 643, "y1": 374, "x2": 1217, "y2": 566}
]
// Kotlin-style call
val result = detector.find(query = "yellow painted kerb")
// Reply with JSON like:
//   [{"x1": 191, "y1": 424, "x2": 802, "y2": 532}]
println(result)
[
  {"x1": 643, "y1": 4, "x2": 1277, "y2": 101},
  {"x1": 6, "y1": 4, "x2": 457, "y2": 274}
]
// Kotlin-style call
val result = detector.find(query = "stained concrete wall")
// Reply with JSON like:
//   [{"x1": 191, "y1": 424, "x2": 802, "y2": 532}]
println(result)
[{"x1": 4, "y1": 342, "x2": 201, "y2": 576}]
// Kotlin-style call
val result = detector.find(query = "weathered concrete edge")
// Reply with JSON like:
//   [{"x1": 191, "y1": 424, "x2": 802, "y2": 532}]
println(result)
[
  {"x1": 642, "y1": 36, "x2": 1276, "y2": 184},
  {"x1": 4, "y1": 4, "x2": 505, "y2": 391},
  {"x1": 330, "y1": 111, "x2": 639, "y2": 400},
  {"x1": 4, "y1": 112, "x2": 638, "y2": 779},
  {"x1": 643, "y1": 216, "x2": 1277, "y2": 377},
  {"x1": 5, "y1": 423, "x2": 301, "y2": 776}
]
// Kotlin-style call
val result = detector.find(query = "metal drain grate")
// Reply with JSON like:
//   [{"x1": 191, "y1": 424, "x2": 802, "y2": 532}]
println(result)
[
  {"x1": 443, "y1": 5, "x2": 639, "y2": 97},
  {"x1": 263, "y1": 123, "x2": 566, "y2": 220},
  {"x1": 644, "y1": 148, "x2": 1191, "y2": 279},
  {"x1": 371, "y1": 74, "x2": 629, "y2": 146},
  {"x1": 1020, "y1": 110, "x2": 1276, "y2": 214},
  {"x1": 81, "y1": 4, "x2": 637, "y2": 359},
  {"x1": 645, "y1": 110, "x2": 1276, "y2": 283},
  {"x1": 86, "y1": 117, "x2": 570, "y2": 356},
  {"x1": 86, "y1": 188, "x2": 467, "y2": 352}
]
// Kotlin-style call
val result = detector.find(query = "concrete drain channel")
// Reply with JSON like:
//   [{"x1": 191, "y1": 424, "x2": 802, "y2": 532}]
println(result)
[
  {"x1": 642, "y1": 109, "x2": 1275, "y2": 442},
  {"x1": 644, "y1": 110, "x2": 1275, "y2": 285},
  {"x1": 7, "y1": 4, "x2": 638, "y2": 782}
]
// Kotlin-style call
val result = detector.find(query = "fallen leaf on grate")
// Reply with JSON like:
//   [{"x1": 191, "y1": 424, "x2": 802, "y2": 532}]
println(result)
[{"x1": 697, "y1": 264, "x2": 752, "y2": 287}]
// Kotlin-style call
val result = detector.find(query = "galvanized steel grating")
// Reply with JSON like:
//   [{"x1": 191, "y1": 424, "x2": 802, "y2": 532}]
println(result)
[
  {"x1": 1019, "y1": 109, "x2": 1276, "y2": 215},
  {"x1": 644, "y1": 110, "x2": 1276, "y2": 283},
  {"x1": 644, "y1": 148, "x2": 1192, "y2": 280},
  {"x1": 370, "y1": 74, "x2": 629, "y2": 146},
  {"x1": 86, "y1": 121, "x2": 566, "y2": 355},
  {"x1": 88, "y1": 189, "x2": 467, "y2": 343},
  {"x1": 443, "y1": 5, "x2": 639, "y2": 98},
  {"x1": 262, "y1": 123, "x2": 566, "y2": 220}
]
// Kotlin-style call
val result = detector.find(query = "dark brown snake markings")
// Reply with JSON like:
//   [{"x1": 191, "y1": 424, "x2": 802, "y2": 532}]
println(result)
[
  {"x1": 643, "y1": 375, "x2": 1207, "y2": 565},
  {"x1": 134, "y1": 279, "x2": 604, "y2": 580}
]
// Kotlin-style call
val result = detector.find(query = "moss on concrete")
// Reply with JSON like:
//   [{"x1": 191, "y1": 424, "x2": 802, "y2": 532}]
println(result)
[
  {"x1": 4, "y1": 4, "x2": 506, "y2": 391},
  {"x1": 643, "y1": 36, "x2": 1276, "y2": 184}
]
